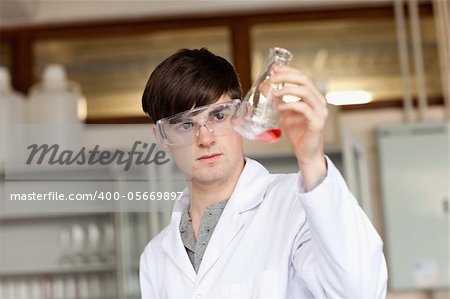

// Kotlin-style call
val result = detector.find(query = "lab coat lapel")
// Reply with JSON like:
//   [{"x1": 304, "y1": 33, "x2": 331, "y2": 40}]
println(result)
[
  {"x1": 161, "y1": 189, "x2": 197, "y2": 283},
  {"x1": 196, "y1": 158, "x2": 272, "y2": 281}
]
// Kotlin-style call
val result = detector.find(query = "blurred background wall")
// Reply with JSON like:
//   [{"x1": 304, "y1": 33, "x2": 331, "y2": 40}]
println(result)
[{"x1": 0, "y1": 0, "x2": 449, "y2": 298}]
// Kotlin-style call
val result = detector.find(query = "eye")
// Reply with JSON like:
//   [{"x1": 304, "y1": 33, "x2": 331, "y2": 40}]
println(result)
[
  {"x1": 213, "y1": 112, "x2": 225, "y2": 121},
  {"x1": 175, "y1": 122, "x2": 194, "y2": 132},
  {"x1": 210, "y1": 107, "x2": 232, "y2": 122}
]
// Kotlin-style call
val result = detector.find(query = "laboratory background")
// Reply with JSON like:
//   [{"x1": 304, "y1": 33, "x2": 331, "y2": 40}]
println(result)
[{"x1": 0, "y1": 0, "x2": 449, "y2": 298}]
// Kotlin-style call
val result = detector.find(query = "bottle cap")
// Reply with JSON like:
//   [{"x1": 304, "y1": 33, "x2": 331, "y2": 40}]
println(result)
[{"x1": 43, "y1": 64, "x2": 68, "y2": 90}]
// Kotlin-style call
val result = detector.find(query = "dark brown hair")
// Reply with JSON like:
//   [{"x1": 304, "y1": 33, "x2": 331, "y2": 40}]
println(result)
[{"x1": 142, "y1": 48, "x2": 242, "y2": 123}]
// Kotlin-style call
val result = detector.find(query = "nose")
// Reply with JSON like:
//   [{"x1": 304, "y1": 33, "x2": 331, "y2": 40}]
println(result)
[{"x1": 195, "y1": 124, "x2": 215, "y2": 147}]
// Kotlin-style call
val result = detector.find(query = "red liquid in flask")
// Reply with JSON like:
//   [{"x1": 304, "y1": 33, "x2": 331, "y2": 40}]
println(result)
[{"x1": 254, "y1": 128, "x2": 282, "y2": 143}]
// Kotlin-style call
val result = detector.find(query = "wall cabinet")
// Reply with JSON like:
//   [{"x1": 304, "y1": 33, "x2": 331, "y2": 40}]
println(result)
[{"x1": 377, "y1": 122, "x2": 449, "y2": 291}]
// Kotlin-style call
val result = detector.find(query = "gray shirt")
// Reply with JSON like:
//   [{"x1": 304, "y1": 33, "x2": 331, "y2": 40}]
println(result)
[{"x1": 179, "y1": 199, "x2": 228, "y2": 273}]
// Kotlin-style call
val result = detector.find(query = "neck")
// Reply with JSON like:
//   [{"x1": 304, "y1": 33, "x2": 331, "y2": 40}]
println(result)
[{"x1": 189, "y1": 159, "x2": 244, "y2": 220}]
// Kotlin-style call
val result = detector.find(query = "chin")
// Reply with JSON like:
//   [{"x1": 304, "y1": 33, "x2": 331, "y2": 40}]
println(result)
[{"x1": 192, "y1": 169, "x2": 228, "y2": 185}]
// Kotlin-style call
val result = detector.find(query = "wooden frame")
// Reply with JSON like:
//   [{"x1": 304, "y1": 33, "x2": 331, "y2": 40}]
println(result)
[{"x1": 0, "y1": 2, "x2": 440, "y2": 123}]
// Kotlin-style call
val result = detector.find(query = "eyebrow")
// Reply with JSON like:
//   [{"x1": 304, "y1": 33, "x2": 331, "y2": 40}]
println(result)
[
  {"x1": 209, "y1": 106, "x2": 225, "y2": 113},
  {"x1": 169, "y1": 115, "x2": 193, "y2": 124},
  {"x1": 168, "y1": 102, "x2": 232, "y2": 123}
]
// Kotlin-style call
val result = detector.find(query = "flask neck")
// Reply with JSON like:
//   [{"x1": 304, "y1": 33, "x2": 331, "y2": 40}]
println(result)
[
  {"x1": 269, "y1": 47, "x2": 293, "y2": 66},
  {"x1": 273, "y1": 56, "x2": 290, "y2": 66}
]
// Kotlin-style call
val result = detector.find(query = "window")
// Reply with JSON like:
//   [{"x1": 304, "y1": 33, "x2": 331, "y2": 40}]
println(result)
[
  {"x1": 34, "y1": 27, "x2": 231, "y2": 119},
  {"x1": 251, "y1": 16, "x2": 441, "y2": 103}
]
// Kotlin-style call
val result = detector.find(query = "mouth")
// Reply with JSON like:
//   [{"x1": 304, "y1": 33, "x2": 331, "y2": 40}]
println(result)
[{"x1": 197, "y1": 153, "x2": 222, "y2": 162}]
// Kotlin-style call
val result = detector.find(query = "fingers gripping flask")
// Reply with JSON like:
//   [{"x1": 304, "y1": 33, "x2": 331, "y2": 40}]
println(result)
[{"x1": 232, "y1": 47, "x2": 293, "y2": 143}]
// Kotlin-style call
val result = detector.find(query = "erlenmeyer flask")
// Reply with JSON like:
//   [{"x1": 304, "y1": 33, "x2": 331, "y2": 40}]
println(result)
[{"x1": 232, "y1": 47, "x2": 292, "y2": 143}]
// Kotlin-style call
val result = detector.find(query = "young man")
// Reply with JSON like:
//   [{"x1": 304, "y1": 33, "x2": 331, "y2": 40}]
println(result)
[{"x1": 140, "y1": 48, "x2": 387, "y2": 298}]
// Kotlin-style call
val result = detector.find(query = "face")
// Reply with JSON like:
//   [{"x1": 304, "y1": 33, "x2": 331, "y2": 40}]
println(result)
[{"x1": 159, "y1": 94, "x2": 245, "y2": 186}]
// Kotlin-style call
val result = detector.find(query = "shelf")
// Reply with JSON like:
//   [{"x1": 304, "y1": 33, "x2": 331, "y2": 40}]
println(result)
[
  {"x1": 0, "y1": 263, "x2": 116, "y2": 277},
  {"x1": 0, "y1": 211, "x2": 112, "y2": 221}
]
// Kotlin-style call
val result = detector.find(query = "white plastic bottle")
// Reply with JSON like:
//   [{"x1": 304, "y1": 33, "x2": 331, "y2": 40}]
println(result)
[
  {"x1": 28, "y1": 64, "x2": 87, "y2": 124},
  {"x1": 27, "y1": 64, "x2": 87, "y2": 152},
  {"x1": 0, "y1": 67, "x2": 27, "y2": 168}
]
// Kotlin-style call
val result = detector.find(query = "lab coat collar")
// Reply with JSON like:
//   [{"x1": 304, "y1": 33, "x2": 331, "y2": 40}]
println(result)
[
  {"x1": 170, "y1": 157, "x2": 270, "y2": 214},
  {"x1": 161, "y1": 157, "x2": 272, "y2": 283},
  {"x1": 196, "y1": 157, "x2": 272, "y2": 281},
  {"x1": 225, "y1": 157, "x2": 271, "y2": 213}
]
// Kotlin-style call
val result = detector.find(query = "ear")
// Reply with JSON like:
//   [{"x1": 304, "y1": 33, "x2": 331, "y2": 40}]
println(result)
[{"x1": 152, "y1": 125, "x2": 170, "y2": 152}]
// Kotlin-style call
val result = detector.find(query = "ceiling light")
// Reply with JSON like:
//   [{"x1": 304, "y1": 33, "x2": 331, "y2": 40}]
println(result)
[{"x1": 325, "y1": 90, "x2": 372, "y2": 105}]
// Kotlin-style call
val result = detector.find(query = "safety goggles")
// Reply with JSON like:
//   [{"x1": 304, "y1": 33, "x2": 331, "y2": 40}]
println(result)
[{"x1": 156, "y1": 99, "x2": 247, "y2": 146}]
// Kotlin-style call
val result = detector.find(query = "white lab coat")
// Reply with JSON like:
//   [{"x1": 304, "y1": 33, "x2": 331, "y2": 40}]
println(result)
[{"x1": 140, "y1": 157, "x2": 387, "y2": 298}]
